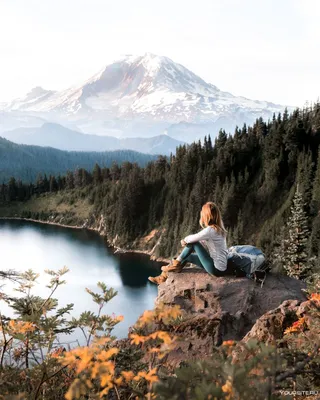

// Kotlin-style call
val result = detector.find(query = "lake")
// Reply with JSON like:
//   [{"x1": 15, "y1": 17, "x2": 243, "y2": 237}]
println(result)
[{"x1": 0, "y1": 219, "x2": 162, "y2": 341}]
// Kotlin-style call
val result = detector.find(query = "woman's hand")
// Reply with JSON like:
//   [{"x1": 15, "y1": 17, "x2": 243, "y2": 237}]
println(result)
[{"x1": 181, "y1": 239, "x2": 187, "y2": 247}]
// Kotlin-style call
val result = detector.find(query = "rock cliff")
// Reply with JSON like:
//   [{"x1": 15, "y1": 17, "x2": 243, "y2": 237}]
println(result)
[{"x1": 155, "y1": 267, "x2": 306, "y2": 366}]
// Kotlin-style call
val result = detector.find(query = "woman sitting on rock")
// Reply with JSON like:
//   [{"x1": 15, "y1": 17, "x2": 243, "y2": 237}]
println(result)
[{"x1": 148, "y1": 202, "x2": 228, "y2": 285}]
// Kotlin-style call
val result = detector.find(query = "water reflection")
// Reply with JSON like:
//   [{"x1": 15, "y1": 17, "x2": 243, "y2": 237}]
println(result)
[{"x1": 0, "y1": 220, "x2": 162, "y2": 339}]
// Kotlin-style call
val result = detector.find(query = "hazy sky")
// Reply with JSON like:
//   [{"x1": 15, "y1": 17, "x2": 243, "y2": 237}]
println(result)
[{"x1": 0, "y1": 0, "x2": 319, "y2": 106}]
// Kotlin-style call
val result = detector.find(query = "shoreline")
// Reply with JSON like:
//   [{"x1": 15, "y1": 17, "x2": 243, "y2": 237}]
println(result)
[{"x1": 0, "y1": 216, "x2": 169, "y2": 263}]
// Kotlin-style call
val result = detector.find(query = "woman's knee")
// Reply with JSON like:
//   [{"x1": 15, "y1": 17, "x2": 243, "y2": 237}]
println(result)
[{"x1": 186, "y1": 243, "x2": 195, "y2": 252}]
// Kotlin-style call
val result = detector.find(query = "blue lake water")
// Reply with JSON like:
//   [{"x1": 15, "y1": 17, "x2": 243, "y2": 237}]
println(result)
[{"x1": 0, "y1": 220, "x2": 162, "y2": 342}]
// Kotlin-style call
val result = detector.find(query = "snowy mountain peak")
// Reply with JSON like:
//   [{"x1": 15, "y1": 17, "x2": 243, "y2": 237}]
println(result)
[
  {"x1": 5, "y1": 86, "x2": 56, "y2": 111},
  {"x1": 1, "y1": 53, "x2": 289, "y2": 140},
  {"x1": 28, "y1": 86, "x2": 51, "y2": 97}
]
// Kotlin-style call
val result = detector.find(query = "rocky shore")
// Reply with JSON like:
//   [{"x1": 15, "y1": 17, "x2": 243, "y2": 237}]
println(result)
[{"x1": 0, "y1": 215, "x2": 170, "y2": 263}]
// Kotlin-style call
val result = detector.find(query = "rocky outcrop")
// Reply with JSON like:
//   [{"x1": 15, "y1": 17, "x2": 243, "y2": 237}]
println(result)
[
  {"x1": 155, "y1": 267, "x2": 306, "y2": 366},
  {"x1": 243, "y1": 298, "x2": 312, "y2": 343}
]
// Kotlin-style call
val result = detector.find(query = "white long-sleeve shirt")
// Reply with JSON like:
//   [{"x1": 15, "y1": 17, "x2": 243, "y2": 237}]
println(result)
[{"x1": 184, "y1": 226, "x2": 228, "y2": 271}]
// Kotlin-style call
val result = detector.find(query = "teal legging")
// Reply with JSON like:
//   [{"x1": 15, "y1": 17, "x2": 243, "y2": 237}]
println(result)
[{"x1": 178, "y1": 243, "x2": 225, "y2": 276}]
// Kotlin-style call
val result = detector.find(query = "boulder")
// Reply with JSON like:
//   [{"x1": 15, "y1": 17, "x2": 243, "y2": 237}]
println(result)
[
  {"x1": 155, "y1": 267, "x2": 306, "y2": 366},
  {"x1": 243, "y1": 299, "x2": 312, "y2": 343}
]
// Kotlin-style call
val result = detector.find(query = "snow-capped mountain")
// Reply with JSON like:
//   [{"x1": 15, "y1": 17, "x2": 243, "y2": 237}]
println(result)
[
  {"x1": 1, "y1": 53, "x2": 290, "y2": 141},
  {"x1": 6, "y1": 86, "x2": 57, "y2": 112}
]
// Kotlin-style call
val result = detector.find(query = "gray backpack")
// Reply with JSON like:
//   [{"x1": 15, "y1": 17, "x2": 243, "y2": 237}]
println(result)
[{"x1": 227, "y1": 245, "x2": 268, "y2": 286}]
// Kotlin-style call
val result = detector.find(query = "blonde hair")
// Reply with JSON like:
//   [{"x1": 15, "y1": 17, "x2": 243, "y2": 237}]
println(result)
[{"x1": 199, "y1": 202, "x2": 227, "y2": 236}]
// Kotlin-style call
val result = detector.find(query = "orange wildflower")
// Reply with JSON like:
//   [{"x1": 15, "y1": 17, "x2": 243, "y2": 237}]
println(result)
[
  {"x1": 310, "y1": 293, "x2": 320, "y2": 302},
  {"x1": 130, "y1": 333, "x2": 146, "y2": 345},
  {"x1": 8, "y1": 320, "x2": 36, "y2": 334},
  {"x1": 284, "y1": 317, "x2": 306, "y2": 335},
  {"x1": 121, "y1": 370, "x2": 135, "y2": 381},
  {"x1": 222, "y1": 378, "x2": 234, "y2": 400},
  {"x1": 222, "y1": 340, "x2": 235, "y2": 346},
  {"x1": 50, "y1": 347, "x2": 65, "y2": 359},
  {"x1": 139, "y1": 310, "x2": 155, "y2": 325},
  {"x1": 134, "y1": 368, "x2": 159, "y2": 384},
  {"x1": 101, "y1": 373, "x2": 113, "y2": 388}
]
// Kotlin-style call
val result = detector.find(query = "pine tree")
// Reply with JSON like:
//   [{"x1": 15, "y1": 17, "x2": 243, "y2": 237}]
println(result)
[
  {"x1": 49, "y1": 176, "x2": 58, "y2": 192},
  {"x1": 65, "y1": 171, "x2": 74, "y2": 189},
  {"x1": 311, "y1": 149, "x2": 320, "y2": 215},
  {"x1": 278, "y1": 186, "x2": 311, "y2": 279},
  {"x1": 296, "y1": 151, "x2": 314, "y2": 210},
  {"x1": 93, "y1": 163, "x2": 102, "y2": 185},
  {"x1": 8, "y1": 177, "x2": 17, "y2": 201}
]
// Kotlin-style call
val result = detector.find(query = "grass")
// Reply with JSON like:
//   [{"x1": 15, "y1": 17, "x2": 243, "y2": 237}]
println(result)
[{"x1": 0, "y1": 191, "x2": 94, "y2": 224}]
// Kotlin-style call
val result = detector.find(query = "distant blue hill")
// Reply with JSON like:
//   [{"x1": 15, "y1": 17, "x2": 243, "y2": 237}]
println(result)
[
  {"x1": 0, "y1": 136, "x2": 159, "y2": 183},
  {"x1": 1, "y1": 123, "x2": 184, "y2": 155}
]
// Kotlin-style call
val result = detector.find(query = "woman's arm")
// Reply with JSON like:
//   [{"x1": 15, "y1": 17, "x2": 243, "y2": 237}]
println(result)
[{"x1": 184, "y1": 227, "x2": 212, "y2": 243}]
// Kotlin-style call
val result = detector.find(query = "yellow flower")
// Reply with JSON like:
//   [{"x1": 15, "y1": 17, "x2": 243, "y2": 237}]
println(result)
[
  {"x1": 93, "y1": 337, "x2": 111, "y2": 346},
  {"x1": 310, "y1": 293, "x2": 320, "y2": 302},
  {"x1": 130, "y1": 333, "x2": 146, "y2": 345},
  {"x1": 156, "y1": 331, "x2": 172, "y2": 345},
  {"x1": 99, "y1": 386, "x2": 112, "y2": 398},
  {"x1": 8, "y1": 320, "x2": 36, "y2": 334},
  {"x1": 50, "y1": 347, "x2": 64, "y2": 359},
  {"x1": 284, "y1": 326, "x2": 298, "y2": 335},
  {"x1": 96, "y1": 348, "x2": 119, "y2": 362},
  {"x1": 149, "y1": 347, "x2": 161, "y2": 354},
  {"x1": 134, "y1": 369, "x2": 159, "y2": 384},
  {"x1": 101, "y1": 373, "x2": 113, "y2": 388},
  {"x1": 144, "y1": 368, "x2": 159, "y2": 384},
  {"x1": 114, "y1": 315, "x2": 124, "y2": 323},
  {"x1": 121, "y1": 370, "x2": 135, "y2": 381},
  {"x1": 114, "y1": 376, "x2": 123, "y2": 385},
  {"x1": 75, "y1": 349, "x2": 93, "y2": 374},
  {"x1": 222, "y1": 340, "x2": 235, "y2": 346},
  {"x1": 139, "y1": 310, "x2": 155, "y2": 325},
  {"x1": 222, "y1": 379, "x2": 233, "y2": 400},
  {"x1": 284, "y1": 317, "x2": 306, "y2": 335}
]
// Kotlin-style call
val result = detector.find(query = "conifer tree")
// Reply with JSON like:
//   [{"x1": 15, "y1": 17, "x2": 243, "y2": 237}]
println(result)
[
  {"x1": 93, "y1": 163, "x2": 102, "y2": 185},
  {"x1": 49, "y1": 176, "x2": 58, "y2": 192},
  {"x1": 311, "y1": 149, "x2": 320, "y2": 215},
  {"x1": 278, "y1": 186, "x2": 311, "y2": 279}
]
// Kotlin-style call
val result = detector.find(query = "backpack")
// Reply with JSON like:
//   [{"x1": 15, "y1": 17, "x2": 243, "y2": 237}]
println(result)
[{"x1": 227, "y1": 245, "x2": 269, "y2": 287}]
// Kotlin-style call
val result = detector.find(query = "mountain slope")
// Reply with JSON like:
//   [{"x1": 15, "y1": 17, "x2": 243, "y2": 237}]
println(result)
[
  {"x1": 1, "y1": 123, "x2": 184, "y2": 155},
  {"x1": 0, "y1": 136, "x2": 158, "y2": 183},
  {"x1": 1, "y1": 53, "x2": 291, "y2": 141}
]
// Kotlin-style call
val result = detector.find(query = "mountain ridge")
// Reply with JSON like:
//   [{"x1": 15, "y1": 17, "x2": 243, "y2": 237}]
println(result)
[
  {"x1": 0, "y1": 122, "x2": 184, "y2": 155},
  {"x1": 1, "y1": 53, "x2": 292, "y2": 141},
  {"x1": 0, "y1": 135, "x2": 158, "y2": 183}
]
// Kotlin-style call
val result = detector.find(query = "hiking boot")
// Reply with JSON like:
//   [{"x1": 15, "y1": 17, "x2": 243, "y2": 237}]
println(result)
[
  {"x1": 148, "y1": 272, "x2": 168, "y2": 285},
  {"x1": 161, "y1": 259, "x2": 185, "y2": 273}
]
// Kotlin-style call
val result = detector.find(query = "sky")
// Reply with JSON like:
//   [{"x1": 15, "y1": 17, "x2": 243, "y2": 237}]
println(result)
[{"x1": 0, "y1": 0, "x2": 319, "y2": 106}]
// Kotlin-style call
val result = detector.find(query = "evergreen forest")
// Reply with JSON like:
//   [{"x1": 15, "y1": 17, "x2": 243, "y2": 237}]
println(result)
[
  {"x1": 0, "y1": 136, "x2": 157, "y2": 182},
  {"x1": 1, "y1": 103, "x2": 320, "y2": 275}
]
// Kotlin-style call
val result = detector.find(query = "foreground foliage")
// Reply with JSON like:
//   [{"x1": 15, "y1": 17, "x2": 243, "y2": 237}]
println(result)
[{"x1": 0, "y1": 268, "x2": 319, "y2": 399}]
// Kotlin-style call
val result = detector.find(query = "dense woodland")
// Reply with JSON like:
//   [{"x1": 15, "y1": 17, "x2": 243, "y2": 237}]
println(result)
[
  {"x1": 0, "y1": 136, "x2": 157, "y2": 182},
  {"x1": 1, "y1": 103, "x2": 320, "y2": 272}
]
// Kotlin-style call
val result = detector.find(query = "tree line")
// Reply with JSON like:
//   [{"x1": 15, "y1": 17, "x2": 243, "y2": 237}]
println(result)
[
  {"x1": 1, "y1": 103, "x2": 320, "y2": 277},
  {"x1": 0, "y1": 136, "x2": 157, "y2": 182}
]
